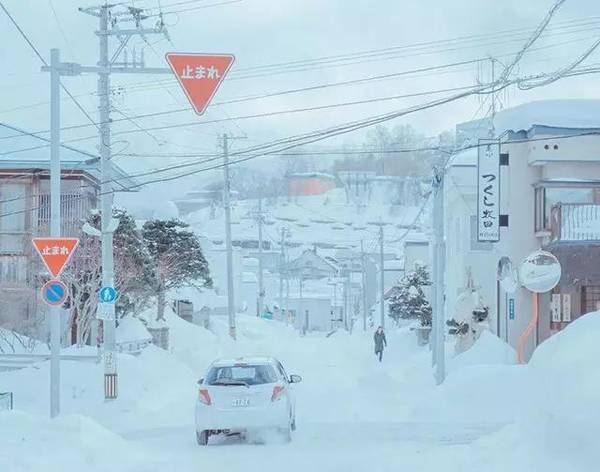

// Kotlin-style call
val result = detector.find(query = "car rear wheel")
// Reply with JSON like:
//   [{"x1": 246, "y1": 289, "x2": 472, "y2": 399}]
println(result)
[
  {"x1": 278, "y1": 424, "x2": 292, "y2": 442},
  {"x1": 196, "y1": 430, "x2": 210, "y2": 446}
]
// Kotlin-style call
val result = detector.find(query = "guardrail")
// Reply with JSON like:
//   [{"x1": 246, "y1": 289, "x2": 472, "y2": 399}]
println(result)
[
  {"x1": 0, "y1": 352, "x2": 100, "y2": 372},
  {"x1": 0, "y1": 392, "x2": 13, "y2": 410},
  {"x1": 115, "y1": 339, "x2": 152, "y2": 355}
]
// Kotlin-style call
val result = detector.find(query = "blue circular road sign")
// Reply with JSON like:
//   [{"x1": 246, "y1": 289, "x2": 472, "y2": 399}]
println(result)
[
  {"x1": 99, "y1": 286, "x2": 118, "y2": 303},
  {"x1": 41, "y1": 279, "x2": 68, "y2": 307}
]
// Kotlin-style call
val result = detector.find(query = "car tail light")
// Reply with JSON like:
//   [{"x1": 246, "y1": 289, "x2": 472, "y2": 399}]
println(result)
[
  {"x1": 271, "y1": 385, "x2": 285, "y2": 402},
  {"x1": 199, "y1": 389, "x2": 212, "y2": 405}
]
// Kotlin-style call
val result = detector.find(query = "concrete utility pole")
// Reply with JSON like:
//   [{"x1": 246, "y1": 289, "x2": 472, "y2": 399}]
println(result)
[
  {"x1": 431, "y1": 167, "x2": 446, "y2": 385},
  {"x1": 257, "y1": 194, "x2": 264, "y2": 317},
  {"x1": 97, "y1": 4, "x2": 117, "y2": 390},
  {"x1": 49, "y1": 48, "x2": 62, "y2": 418},
  {"x1": 343, "y1": 273, "x2": 348, "y2": 331},
  {"x1": 222, "y1": 134, "x2": 236, "y2": 339},
  {"x1": 278, "y1": 227, "x2": 288, "y2": 314},
  {"x1": 379, "y1": 224, "x2": 385, "y2": 329},
  {"x1": 75, "y1": 3, "x2": 170, "y2": 398},
  {"x1": 361, "y1": 240, "x2": 367, "y2": 332}
]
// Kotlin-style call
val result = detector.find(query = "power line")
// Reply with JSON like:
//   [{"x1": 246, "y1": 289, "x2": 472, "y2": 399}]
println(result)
[
  {"x1": 0, "y1": 59, "x2": 486, "y2": 140},
  {"x1": 0, "y1": 1, "x2": 101, "y2": 133}
]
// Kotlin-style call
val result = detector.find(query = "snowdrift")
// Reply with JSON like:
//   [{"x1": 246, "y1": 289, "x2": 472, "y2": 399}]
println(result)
[
  {"x1": 0, "y1": 411, "x2": 146, "y2": 471},
  {"x1": 409, "y1": 331, "x2": 524, "y2": 423},
  {"x1": 524, "y1": 311, "x2": 600, "y2": 467}
]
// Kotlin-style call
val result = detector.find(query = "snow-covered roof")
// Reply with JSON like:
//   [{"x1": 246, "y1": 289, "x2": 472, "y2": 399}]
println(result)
[
  {"x1": 457, "y1": 100, "x2": 600, "y2": 144},
  {"x1": 287, "y1": 172, "x2": 337, "y2": 180}
]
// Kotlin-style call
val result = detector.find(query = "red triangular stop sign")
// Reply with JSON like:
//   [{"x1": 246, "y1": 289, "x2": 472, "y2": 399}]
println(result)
[
  {"x1": 32, "y1": 238, "x2": 79, "y2": 278},
  {"x1": 165, "y1": 53, "x2": 235, "y2": 115}
]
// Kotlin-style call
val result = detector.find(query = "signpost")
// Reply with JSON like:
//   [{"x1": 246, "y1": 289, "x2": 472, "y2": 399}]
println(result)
[
  {"x1": 32, "y1": 238, "x2": 80, "y2": 278},
  {"x1": 97, "y1": 286, "x2": 118, "y2": 322},
  {"x1": 41, "y1": 280, "x2": 69, "y2": 307},
  {"x1": 99, "y1": 286, "x2": 118, "y2": 303},
  {"x1": 477, "y1": 139, "x2": 501, "y2": 242},
  {"x1": 32, "y1": 235, "x2": 79, "y2": 418},
  {"x1": 165, "y1": 53, "x2": 235, "y2": 115}
]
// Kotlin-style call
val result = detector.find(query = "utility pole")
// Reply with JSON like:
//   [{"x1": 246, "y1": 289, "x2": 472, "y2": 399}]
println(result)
[
  {"x1": 379, "y1": 224, "x2": 385, "y2": 329},
  {"x1": 278, "y1": 227, "x2": 288, "y2": 315},
  {"x1": 431, "y1": 167, "x2": 446, "y2": 385},
  {"x1": 49, "y1": 48, "x2": 62, "y2": 418},
  {"x1": 97, "y1": 5, "x2": 118, "y2": 396},
  {"x1": 361, "y1": 240, "x2": 367, "y2": 332},
  {"x1": 257, "y1": 194, "x2": 264, "y2": 317},
  {"x1": 75, "y1": 2, "x2": 169, "y2": 400},
  {"x1": 222, "y1": 134, "x2": 236, "y2": 339},
  {"x1": 343, "y1": 273, "x2": 348, "y2": 331}
]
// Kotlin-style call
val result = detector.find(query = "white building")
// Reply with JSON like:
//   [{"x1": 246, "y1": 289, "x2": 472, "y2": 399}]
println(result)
[{"x1": 445, "y1": 100, "x2": 600, "y2": 360}]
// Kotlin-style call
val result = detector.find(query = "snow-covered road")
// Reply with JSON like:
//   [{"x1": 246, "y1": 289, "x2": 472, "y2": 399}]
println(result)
[{"x1": 0, "y1": 314, "x2": 535, "y2": 471}]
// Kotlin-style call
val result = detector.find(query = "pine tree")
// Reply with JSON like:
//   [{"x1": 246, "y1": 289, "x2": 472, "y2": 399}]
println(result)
[
  {"x1": 388, "y1": 264, "x2": 432, "y2": 326},
  {"x1": 63, "y1": 208, "x2": 154, "y2": 345},
  {"x1": 142, "y1": 219, "x2": 212, "y2": 321}
]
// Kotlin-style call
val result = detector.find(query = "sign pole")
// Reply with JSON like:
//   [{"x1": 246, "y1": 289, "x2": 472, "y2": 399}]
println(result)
[
  {"x1": 432, "y1": 167, "x2": 446, "y2": 385},
  {"x1": 49, "y1": 48, "x2": 62, "y2": 418},
  {"x1": 379, "y1": 224, "x2": 385, "y2": 329}
]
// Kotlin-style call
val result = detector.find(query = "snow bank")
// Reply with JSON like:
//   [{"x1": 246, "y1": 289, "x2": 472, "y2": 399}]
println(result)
[
  {"x1": 409, "y1": 363, "x2": 528, "y2": 423},
  {"x1": 0, "y1": 411, "x2": 146, "y2": 471},
  {"x1": 449, "y1": 330, "x2": 516, "y2": 370},
  {"x1": 410, "y1": 332, "x2": 522, "y2": 423},
  {"x1": 524, "y1": 311, "x2": 600, "y2": 467},
  {"x1": 115, "y1": 316, "x2": 151, "y2": 343},
  {"x1": 0, "y1": 343, "x2": 197, "y2": 432},
  {"x1": 0, "y1": 328, "x2": 48, "y2": 354},
  {"x1": 163, "y1": 306, "x2": 220, "y2": 372}
]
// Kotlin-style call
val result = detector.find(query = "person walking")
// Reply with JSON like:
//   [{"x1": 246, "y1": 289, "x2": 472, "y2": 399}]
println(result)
[{"x1": 373, "y1": 326, "x2": 387, "y2": 362}]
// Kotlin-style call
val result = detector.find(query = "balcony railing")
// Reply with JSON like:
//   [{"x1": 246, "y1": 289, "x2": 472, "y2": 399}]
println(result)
[{"x1": 551, "y1": 203, "x2": 600, "y2": 242}]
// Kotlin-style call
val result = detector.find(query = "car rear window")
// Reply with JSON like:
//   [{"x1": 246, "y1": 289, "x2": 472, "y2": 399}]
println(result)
[{"x1": 206, "y1": 364, "x2": 278, "y2": 386}]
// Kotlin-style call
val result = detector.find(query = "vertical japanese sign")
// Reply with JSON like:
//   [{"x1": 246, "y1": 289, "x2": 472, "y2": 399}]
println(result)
[
  {"x1": 551, "y1": 294, "x2": 562, "y2": 322},
  {"x1": 477, "y1": 139, "x2": 500, "y2": 242},
  {"x1": 562, "y1": 293, "x2": 572, "y2": 322}
]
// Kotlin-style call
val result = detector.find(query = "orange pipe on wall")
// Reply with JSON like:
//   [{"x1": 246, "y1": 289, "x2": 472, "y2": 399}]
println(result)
[{"x1": 517, "y1": 292, "x2": 539, "y2": 364}]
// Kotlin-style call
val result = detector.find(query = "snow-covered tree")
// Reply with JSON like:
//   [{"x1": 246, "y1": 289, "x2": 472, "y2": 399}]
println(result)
[
  {"x1": 388, "y1": 264, "x2": 432, "y2": 326},
  {"x1": 142, "y1": 219, "x2": 212, "y2": 321},
  {"x1": 62, "y1": 208, "x2": 153, "y2": 345}
]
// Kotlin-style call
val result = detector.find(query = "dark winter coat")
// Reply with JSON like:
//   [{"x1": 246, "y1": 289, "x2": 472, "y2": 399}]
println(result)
[{"x1": 374, "y1": 331, "x2": 387, "y2": 353}]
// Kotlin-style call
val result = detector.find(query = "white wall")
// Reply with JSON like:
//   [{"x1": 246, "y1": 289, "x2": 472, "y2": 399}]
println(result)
[{"x1": 444, "y1": 141, "x2": 542, "y2": 360}]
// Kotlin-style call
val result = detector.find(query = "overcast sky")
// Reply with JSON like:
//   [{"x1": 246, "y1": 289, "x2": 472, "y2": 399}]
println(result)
[{"x1": 2, "y1": 0, "x2": 600, "y2": 207}]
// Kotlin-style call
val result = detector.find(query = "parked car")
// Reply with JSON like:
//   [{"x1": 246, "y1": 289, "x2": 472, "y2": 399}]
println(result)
[{"x1": 195, "y1": 356, "x2": 302, "y2": 445}]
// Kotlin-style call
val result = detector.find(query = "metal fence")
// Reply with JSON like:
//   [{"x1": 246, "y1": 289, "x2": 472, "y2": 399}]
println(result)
[
  {"x1": 0, "y1": 392, "x2": 13, "y2": 411},
  {"x1": 552, "y1": 204, "x2": 600, "y2": 241},
  {"x1": 0, "y1": 353, "x2": 100, "y2": 373}
]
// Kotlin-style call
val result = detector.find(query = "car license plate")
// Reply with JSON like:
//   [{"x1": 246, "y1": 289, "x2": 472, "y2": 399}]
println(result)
[{"x1": 231, "y1": 398, "x2": 250, "y2": 407}]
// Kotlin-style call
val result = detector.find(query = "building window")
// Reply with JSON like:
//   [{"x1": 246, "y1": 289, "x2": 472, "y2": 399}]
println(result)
[
  {"x1": 582, "y1": 285, "x2": 600, "y2": 314},
  {"x1": 534, "y1": 187, "x2": 545, "y2": 232},
  {"x1": 535, "y1": 186, "x2": 598, "y2": 232},
  {"x1": 0, "y1": 183, "x2": 27, "y2": 253}
]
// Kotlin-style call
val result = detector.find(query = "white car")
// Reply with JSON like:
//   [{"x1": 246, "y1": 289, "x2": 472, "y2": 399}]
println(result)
[{"x1": 195, "y1": 356, "x2": 302, "y2": 445}]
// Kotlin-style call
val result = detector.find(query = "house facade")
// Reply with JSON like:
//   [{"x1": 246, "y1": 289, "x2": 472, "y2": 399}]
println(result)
[
  {"x1": 445, "y1": 100, "x2": 600, "y2": 360},
  {"x1": 0, "y1": 123, "x2": 134, "y2": 342}
]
